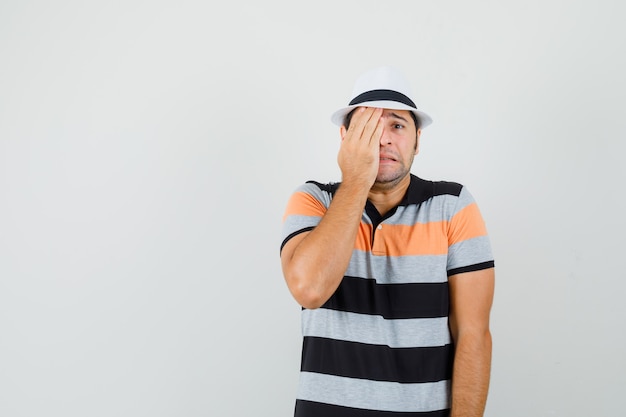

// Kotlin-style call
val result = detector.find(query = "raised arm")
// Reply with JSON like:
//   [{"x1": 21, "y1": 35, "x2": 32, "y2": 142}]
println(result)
[
  {"x1": 448, "y1": 267, "x2": 495, "y2": 417},
  {"x1": 281, "y1": 107, "x2": 383, "y2": 309}
]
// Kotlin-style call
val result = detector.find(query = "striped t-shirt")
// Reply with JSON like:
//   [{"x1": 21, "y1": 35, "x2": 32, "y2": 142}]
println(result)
[{"x1": 281, "y1": 174, "x2": 494, "y2": 417}]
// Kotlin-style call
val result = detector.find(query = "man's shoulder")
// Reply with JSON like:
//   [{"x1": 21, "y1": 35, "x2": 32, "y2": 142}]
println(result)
[
  {"x1": 408, "y1": 175, "x2": 464, "y2": 204},
  {"x1": 295, "y1": 176, "x2": 468, "y2": 203},
  {"x1": 432, "y1": 180, "x2": 463, "y2": 197},
  {"x1": 304, "y1": 180, "x2": 341, "y2": 196}
]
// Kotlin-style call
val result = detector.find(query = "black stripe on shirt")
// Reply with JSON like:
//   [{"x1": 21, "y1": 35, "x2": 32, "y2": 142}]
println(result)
[
  {"x1": 295, "y1": 399, "x2": 450, "y2": 417},
  {"x1": 280, "y1": 227, "x2": 315, "y2": 254},
  {"x1": 301, "y1": 337, "x2": 453, "y2": 383},
  {"x1": 306, "y1": 180, "x2": 341, "y2": 196},
  {"x1": 447, "y1": 261, "x2": 495, "y2": 277},
  {"x1": 306, "y1": 176, "x2": 463, "y2": 209},
  {"x1": 321, "y1": 276, "x2": 449, "y2": 319}
]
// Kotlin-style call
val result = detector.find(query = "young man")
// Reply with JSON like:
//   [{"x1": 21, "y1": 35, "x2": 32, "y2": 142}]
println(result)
[{"x1": 280, "y1": 66, "x2": 495, "y2": 417}]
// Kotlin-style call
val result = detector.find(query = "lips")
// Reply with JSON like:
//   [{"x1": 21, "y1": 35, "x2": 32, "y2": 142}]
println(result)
[{"x1": 379, "y1": 154, "x2": 397, "y2": 161}]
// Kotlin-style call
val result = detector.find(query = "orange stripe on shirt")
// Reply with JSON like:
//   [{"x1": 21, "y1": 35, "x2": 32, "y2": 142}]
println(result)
[
  {"x1": 355, "y1": 222, "x2": 449, "y2": 256},
  {"x1": 447, "y1": 202, "x2": 488, "y2": 246},
  {"x1": 282, "y1": 191, "x2": 327, "y2": 221}
]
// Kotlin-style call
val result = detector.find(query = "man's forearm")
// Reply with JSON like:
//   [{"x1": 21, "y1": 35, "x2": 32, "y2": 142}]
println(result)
[
  {"x1": 450, "y1": 330, "x2": 492, "y2": 417},
  {"x1": 282, "y1": 181, "x2": 369, "y2": 308}
]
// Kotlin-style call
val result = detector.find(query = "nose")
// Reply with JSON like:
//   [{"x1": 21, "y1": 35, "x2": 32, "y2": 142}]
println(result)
[{"x1": 380, "y1": 127, "x2": 392, "y2": 145}]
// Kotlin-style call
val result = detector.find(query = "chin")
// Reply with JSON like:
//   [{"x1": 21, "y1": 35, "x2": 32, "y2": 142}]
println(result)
[
  {"x1": 376, "y1": 168, "x2": 409, "y2": 184},
  {"x1": 375, "y1": 174, "x2": 404, "y2": 186}
]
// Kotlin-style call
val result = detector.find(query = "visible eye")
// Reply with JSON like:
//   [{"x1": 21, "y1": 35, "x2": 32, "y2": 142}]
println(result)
[{"x1": 393, "y1": 123, "x2": 404, "y2": 129}]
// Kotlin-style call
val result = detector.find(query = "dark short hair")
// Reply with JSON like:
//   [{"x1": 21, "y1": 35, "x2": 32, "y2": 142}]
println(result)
[{"x1": 344, "y1": 109, "x2": 420, "y2": 131}]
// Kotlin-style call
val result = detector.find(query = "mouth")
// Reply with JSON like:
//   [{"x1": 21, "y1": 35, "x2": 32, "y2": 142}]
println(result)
[{"x1": 379, "y1": 155, "x2": 397, "y2": 162}]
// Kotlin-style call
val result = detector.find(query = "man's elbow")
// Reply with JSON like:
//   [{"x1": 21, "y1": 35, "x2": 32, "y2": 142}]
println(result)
[
  {"x1": 451, "y1": 326, "x2": 492, "y2": 348},
  {"x1": 284, "y1": 270, "x2": 329, "y2": 309},
  {"x1": 457, "y1": 330, "x2": 492, "y2": 358},
  {"x1": 288, "y1": 280, "x2": 328, "y2": 309}
]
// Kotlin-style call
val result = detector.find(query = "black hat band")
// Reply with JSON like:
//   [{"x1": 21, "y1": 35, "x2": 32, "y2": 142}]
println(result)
[{"x1": 348, "y1": 89, "x2": 417, "y2": 109}]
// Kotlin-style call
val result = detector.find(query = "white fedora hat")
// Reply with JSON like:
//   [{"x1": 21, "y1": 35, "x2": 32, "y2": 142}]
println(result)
[{"x1": 330, "y1": 66, "x2": 432, "y2": 129}]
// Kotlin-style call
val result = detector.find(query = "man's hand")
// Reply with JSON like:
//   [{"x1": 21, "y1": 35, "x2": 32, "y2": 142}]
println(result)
[
  {"x1": 282, "y1": 108, "x2": 383, "y2": 309},
  {"x1": 338, "y1": 107, "x2": 383, "y2": 189}
]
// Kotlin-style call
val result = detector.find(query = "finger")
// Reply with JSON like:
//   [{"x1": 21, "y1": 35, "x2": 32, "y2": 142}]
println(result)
[
  {"x1": 344, "y1": 107, "x2": 363, "y2": 137},
  {"x1": 347, "y1": 107, "x2": 377, "y2": 141},
  {"x1": 369, "y1": 114, "x2": 385, "y2": 147},
  {"x1": 360, "y1": 108, "x2": 383, "y2": 145}
]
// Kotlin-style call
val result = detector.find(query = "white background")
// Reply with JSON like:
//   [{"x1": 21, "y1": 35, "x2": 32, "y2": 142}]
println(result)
[{"x1": 1, "y1": 1, "x2": 625, "y2": 416}]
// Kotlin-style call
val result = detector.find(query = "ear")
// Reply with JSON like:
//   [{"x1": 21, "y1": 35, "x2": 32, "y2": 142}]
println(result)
[
  {"x1": 414, "y1": 128, "x2": 422, "y2": 155},
  {"x1": 340, "y1": 125, "x2": 347, "y2": 141}
]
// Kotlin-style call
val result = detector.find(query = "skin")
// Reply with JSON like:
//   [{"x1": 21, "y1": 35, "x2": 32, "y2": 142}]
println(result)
[
  {"x1": 281, "y1": 106, "x2": 494, "y2": 417},
  {"x1": 449, "y1": 267, "x2": 494, "y2": 417}
]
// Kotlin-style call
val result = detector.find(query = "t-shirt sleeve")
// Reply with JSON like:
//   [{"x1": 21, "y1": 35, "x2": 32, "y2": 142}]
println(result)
[
  {"x1": 446, "y1": 186, "x2": 494, "y2": 276},
  {"x1": 280, "y1": 182, "x2": 330, "y2": 254}
]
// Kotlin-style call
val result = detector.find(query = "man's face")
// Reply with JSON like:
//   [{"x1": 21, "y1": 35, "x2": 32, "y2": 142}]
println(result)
[{"x1": 374, "y1": 108, "x2": 421, "y2": 186}]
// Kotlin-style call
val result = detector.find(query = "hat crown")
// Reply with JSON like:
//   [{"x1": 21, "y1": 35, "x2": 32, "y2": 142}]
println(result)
[
  {"x1": 330, "y1": 65, "x2": 432, "y2": 128},
  {"x1": 350, "y1": 66, "x2": 414, "y2": 100}
]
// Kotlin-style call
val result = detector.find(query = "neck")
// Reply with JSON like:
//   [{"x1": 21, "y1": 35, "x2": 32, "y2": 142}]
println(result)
[{"x1": 367, "y1": 174, "x2": 412, "y2": 216}]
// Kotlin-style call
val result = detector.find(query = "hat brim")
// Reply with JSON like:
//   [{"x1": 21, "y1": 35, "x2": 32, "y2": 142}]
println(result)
[{"x1": 330, "y1": 100, "x2": 433, "y2": 128}]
